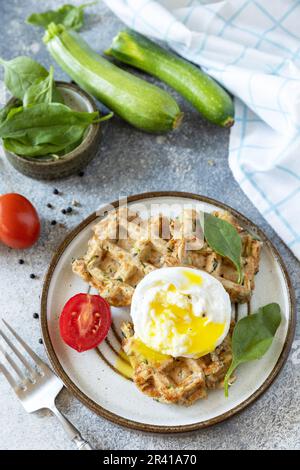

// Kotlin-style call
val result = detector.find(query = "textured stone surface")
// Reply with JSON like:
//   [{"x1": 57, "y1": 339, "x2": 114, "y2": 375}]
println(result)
[{"x1": 0, "y1": 0, "x2": 299, "y2": 451}]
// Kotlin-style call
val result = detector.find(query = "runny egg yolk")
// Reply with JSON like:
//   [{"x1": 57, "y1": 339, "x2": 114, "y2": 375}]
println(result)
[
  {"x1": 182, "y1": 269, "x2": 204, "y2": 287},
  {"x1": 131, "y1": 267, "x2": 231, "y2": 361},
  {"x1": 131, "y1": 339, "x2": 171, "y2": 363},
  {"x1": 148, "y1": 283, "x2": 225, "y2": 358}
]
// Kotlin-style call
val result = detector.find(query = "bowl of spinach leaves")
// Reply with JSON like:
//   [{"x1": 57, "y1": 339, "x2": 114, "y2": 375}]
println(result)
[{"x1": 0, "y1": 56, "x2": 111, "y2": 180}]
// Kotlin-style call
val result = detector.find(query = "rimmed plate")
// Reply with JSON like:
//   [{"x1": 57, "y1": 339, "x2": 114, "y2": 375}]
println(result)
[{"x1": 41, "y1": 192, "x2": 296, "y2": 433}]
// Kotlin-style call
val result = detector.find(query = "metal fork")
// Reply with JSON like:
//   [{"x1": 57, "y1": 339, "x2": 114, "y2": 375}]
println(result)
[{"x1": 0, "y1": 320, "x2": 93, "y2": 450}]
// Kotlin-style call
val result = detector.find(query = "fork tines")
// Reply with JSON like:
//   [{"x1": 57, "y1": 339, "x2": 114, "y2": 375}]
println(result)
[{"x1": 0, "y1": 320, "x2": 43, "y2": 389}]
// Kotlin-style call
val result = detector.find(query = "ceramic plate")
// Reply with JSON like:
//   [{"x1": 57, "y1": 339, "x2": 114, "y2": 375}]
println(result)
[{"x1": 41, "y1": 192, "x2": 296, "y2": 432}]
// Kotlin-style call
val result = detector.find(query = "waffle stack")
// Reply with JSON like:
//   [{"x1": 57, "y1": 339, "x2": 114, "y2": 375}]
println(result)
[
  {"x1": 121, "y1": 322, "x2": 234, "y2": 405},
  {"x1": 72, "y1": 207, "x2": 261, "y2": 306}
]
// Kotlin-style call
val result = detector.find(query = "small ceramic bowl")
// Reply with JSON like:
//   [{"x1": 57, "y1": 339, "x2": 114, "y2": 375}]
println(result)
[{"x1": 3, "y1": 81, "x2": 102, "y2": 180}]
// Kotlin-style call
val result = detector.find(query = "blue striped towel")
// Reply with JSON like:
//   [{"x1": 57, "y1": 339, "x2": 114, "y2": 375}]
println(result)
[{"x1": 104, "y1": 0, "x2": 300, "y2": 260}]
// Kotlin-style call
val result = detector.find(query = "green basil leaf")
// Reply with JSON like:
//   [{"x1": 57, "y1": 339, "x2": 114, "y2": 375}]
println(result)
[
  {"x1": 23, "y1": 66, "x2": 63, "y2": 106},
  {"x1": 26, "y1": 2, "x2": 97, "y2": 31},
  {"x1": 0, "y1": 56, "x2": 48, "y2": 100},
  {"x1": 204, "y1": 212, "x2": 243, "y2": 283},
  {"x1": 0, "y1": 102, "x2": 100, "y2": 157},
  {"x1": 224, "y1": 303, "x2": 281, "y2": 396}
]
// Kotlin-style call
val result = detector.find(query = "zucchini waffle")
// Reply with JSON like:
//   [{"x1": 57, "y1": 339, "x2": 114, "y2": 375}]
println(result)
[
  {"x1": 121, "y1": 322, "x2": 234, "y2": 405},
  {"x1": 72, "y1": 207, "x2": 261, "y2": 307}
]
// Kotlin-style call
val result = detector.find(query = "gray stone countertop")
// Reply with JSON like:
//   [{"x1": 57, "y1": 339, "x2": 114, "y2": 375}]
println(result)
[{"x1": 0, "y1": 0, "x2": 299, "y2": 450}]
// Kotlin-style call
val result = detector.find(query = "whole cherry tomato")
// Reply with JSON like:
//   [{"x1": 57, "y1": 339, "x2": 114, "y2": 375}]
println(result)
[{"x1": 0, "y1": 193, "x2": 40, "y2": 249}]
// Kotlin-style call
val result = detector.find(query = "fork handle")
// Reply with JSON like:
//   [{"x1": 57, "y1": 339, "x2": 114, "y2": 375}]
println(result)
[
  {"x1": 50, "y1": 405, "x2": 93, "y2": 450},
  {"x1": 73, "y1": 437, "x2": 93, "y2": 450}
]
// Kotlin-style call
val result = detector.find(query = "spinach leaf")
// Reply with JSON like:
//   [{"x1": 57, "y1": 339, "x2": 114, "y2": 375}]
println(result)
[
  {"x1": 204, "y1": 212, "x2": 243, "y2": 283},
  {"x1": 26, "y1": 2, "x2": 96, "y2": 31},
  {"x1": 3, "y1": 137, "x2": 77, "y2": 158},
  {"x1": 0, "y1": 102, "x2": 100, "y2": 157},
  {"x1": 0, "y1": 99, "x2": 22, "y2": 124},
  {"x1": 52, "y1": 84, "x2": 65, "y2": 104},
  {"x1": 23, "y1": 66, "x2": 63, "y2": 106},
  {"x1": 224, "y1": 303, "x2": 281, "y2": 397},
  {"x1": 0, "y1": 56, "x2": 48, "y2": 100}
]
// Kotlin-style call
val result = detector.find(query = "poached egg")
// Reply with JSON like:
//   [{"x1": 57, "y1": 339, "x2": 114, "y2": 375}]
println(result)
[{"x1": 131, "y1": 267, "x2": 231, "y2": 359}]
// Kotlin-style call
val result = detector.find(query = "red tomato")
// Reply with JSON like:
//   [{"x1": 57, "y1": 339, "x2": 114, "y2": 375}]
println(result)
[
  {"x1": 0, "y1": 193, "x2": 40, "y2": 249},
  {"x1": 59, "y1": 293, "x2": 112, "y2": 352}
]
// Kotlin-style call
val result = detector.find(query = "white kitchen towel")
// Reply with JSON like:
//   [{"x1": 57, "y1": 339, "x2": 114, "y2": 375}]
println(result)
[{"x1": 103, "y1": 0, "x2": 300, "y2": 259}]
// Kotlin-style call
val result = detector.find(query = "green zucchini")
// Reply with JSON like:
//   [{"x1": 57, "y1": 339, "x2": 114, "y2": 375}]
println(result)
[
  {"x1": 44, "y1": 24, "x2": 183, "y2": 133},
  {"x1": 106, "y1": 30, "x2": 234, "y2": 128}
]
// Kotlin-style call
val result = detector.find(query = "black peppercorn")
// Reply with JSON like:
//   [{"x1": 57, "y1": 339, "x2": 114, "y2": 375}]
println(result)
[
  {"x1": 61, "y1": 208, "x2": 67, "y2": 214},
  {"x1": 53, "y1": 188, "x2": 59, "y2": 195},
  {"x1": 33, "y1": 313, "x2": 39, "y2": 319},
  {"x1": 47, "y1": 203, "x2": 53, "y2": 208},
  {"x1": 51, "y1": 220, "x2": 57, "y2": 226},
  {"x1": 38, "y1": 338, "x2": 43, "y2": 344},
  {"x1": 66, "y1": 207, "x2": 72, "y2": 213},
  {"x1": 18, "y1": 259, "x2": 24, "y2": 265},
  {"x1": 30, "y1": 273, "x2": 36, "y2": 279}
]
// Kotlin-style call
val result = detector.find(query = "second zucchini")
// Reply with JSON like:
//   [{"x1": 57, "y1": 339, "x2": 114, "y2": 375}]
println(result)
[{"x1": 106, "y1": 30, "x2": 234, "y2": 128}]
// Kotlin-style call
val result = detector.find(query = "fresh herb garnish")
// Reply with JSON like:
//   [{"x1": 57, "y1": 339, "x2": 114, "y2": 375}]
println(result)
[
  {"x1": 212, "y1": 259, "x2": 218, "y2": 271},
  {"x1": 26, "y1": 2, "x2": 96, "y2": 31},
  {"x1": 224, "y1": 303, "x2": 281, "y2": 397},
  {"x1": 204, "y1": 212, "x2": 243, "y2": 283}
]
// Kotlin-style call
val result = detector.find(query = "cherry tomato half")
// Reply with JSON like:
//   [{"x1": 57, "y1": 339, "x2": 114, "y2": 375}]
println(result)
[
  {"x1": 0, "y1": 193, "x2": 40, "y2": 249},
  {"x1": 59, "y1": 293, "x2": 112, "y2": 352}
]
